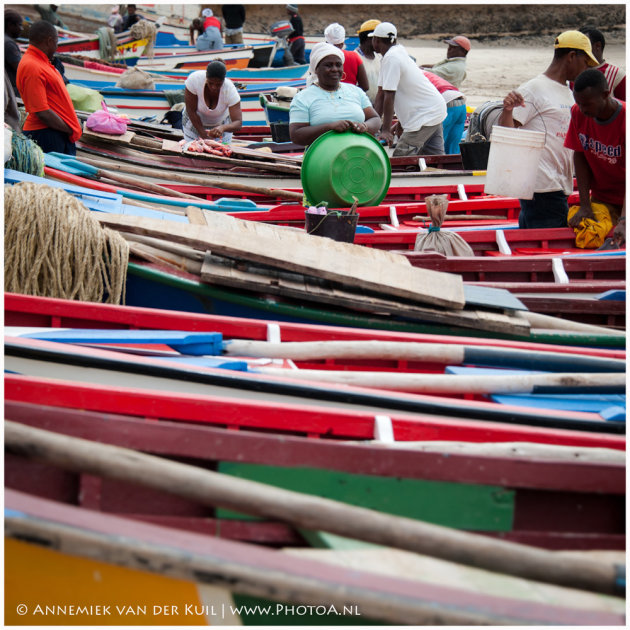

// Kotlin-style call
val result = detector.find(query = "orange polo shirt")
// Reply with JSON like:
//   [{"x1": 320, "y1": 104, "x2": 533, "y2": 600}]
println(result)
[{"x1": 17, "y1": 45, "x2": 82, "y2": 143}]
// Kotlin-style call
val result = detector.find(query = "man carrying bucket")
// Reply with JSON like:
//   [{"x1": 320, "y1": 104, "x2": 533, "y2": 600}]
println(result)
[{"x1": 497, "y1": 31, "x2": 598, "y2": 229}]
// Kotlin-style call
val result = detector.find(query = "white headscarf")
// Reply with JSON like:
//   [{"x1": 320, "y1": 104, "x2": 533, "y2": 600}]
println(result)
[
  {"x1": 201, "y1": 8, "x2": 213, "y2": 18},
  {"x1": 309, "y1": 42, "x2": 344, "y2": 75},
  {"x1": 306, "y1": 42, "x2": 345, "y2": 86},
  {"x1": 324, "y1": 23, "x2": 345, "y2": 45}
]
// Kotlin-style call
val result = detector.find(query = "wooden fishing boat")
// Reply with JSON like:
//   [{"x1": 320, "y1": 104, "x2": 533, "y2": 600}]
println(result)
[
  {"x1": 5, "y1": 334, "x2": 624, "y2": 429},
  {"x1": 6, "y1": 490, "x2": 624, "y2": 626},
  {"x1": 133, "y1": 47, "x2": 256, "y2": 72},
  {"x1": 6, "y1": 401, "x2": 625, "y2": 552},
  {"x1": 7, "y1": 293, "x2": 623, "y2": 359}
]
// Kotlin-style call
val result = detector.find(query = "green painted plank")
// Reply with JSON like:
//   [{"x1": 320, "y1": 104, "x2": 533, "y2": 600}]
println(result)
[
  {"x1": 217, "y1": 463, "x2": 515, "y2": 532},
  {"x1": 127, "y1": 263, "x2": 625, "y2": 347}
]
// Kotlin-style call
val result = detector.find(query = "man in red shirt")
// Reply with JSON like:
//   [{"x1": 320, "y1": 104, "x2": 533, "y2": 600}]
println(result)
[
  {"x1": 16, "y1": 20, "x2": 81, "y2": 155},
  {"x1": 565, "y1": 68, "x2": 625, "y2": 245},
  {"x1": 579, "y1": 26, "x2": 625, "y2": 101},
  {"x1": 324, "y1": 22, "x2": 369, "y2": 92}
]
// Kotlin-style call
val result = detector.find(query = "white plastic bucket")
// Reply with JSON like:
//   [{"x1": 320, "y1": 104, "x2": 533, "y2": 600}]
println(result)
[{"x1": 483, "y1": 126, "x2": 545, "y2": 200}]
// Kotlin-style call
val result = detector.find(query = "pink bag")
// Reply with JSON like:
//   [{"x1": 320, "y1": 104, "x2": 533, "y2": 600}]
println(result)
[{"x1": 86, "y1": 102, "x2": 128, "y2": 135}]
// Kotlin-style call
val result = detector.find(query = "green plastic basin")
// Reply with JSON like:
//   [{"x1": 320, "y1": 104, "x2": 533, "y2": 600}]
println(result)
[{"x1": 301, "y1": 130, "x2": 391, "y2": 207}]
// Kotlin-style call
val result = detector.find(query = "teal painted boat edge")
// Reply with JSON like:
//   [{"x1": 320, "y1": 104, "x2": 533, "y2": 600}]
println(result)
[{"x1": 126, "y1": 263, "x2": 625, "y2": 348}]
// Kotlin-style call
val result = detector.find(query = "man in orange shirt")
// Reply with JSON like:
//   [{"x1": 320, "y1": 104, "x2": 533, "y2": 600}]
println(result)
[{"x1": 16, "y1": 20, "x2": 81, "y2": 155}]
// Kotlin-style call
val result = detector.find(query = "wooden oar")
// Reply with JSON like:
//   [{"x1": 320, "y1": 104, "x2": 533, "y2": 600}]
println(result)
[
  {"x1": 253, "y1": 368, "x2": 626, "y2": 395},
  {"x1": 222, "y1": 339, "x2": 625, "y2": 373},
  {"x1": 78, "y1": 155, "x2": 304, "y2": 201},
  {"x1": 4, "y1": 421, "x2": 623, "y2": 597}
]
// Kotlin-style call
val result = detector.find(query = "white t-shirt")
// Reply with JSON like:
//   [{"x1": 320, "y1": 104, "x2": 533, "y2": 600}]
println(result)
[
  {"x1": 378, "y1": 45, "x2": 446, "y2": 131},
  {"x1": 184, "y1": 70, "x2": 240, "y2": 127},
  {"x1": 512, "y1": 74, "x2": 574, "y2": 195}
]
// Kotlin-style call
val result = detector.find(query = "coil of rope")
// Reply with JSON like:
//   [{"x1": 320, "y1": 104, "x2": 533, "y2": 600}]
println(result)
[{"x1": 4, "y1": 182, "x2": 129, "y2": 304}]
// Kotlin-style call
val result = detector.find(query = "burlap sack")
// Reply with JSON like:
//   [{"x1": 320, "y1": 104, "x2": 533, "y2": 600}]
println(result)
[
  {"x1": 414, "y1": 194, "x2": 475, "y2": 256},
  {"x1": 116, "y1": 66, "x2": 155, "y2": 90}
]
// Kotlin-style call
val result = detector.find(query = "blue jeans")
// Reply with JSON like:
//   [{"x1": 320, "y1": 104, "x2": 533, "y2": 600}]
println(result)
[
  {"x1": 24, "y1": 128, "x2": 76, "y2": 155},
  {"x1": 443, "y1": 102, "x2": 467, "y2": 154},
  {"x1": 518, "y1": 191, "x2": 569, "y2": 229}
]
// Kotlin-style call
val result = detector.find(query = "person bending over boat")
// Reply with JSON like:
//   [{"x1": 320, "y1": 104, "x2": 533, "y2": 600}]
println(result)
[
  {"x1": 564, "y1": 69, "x2": 625, "y2": 248},
  {"x1": 191, "y1": 8, "x2": 224, "y2": 51},
  {"x1": 289, "y1": 42, "x2": 380, "y2": 146},
  {"x1": 371, "y1": 22, "x2": 446, "y2": 156},
  {"x1": 183, "y1": 60, "x2": 242, "y2": 144}
]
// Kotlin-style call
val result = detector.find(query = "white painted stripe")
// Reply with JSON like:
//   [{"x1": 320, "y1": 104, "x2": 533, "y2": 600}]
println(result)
[
  {"x1": 374, "y1": 415, "x2": 395, "y2": 442},
  {"x1": 457, "y1": 184, "x2": 468, "y2": 201},
  {"x1": 389, "y1": 205, "x2": 400, "y2": 228},
  {"x1": 418, "y1": 157, "x2": 427, "y2": 171},
  {"x1": 552, "y1": 257, "x2": 570, "y2": 284},
  {"x1": 196, "y1": 583, "x2": 242, "y2": 625},
  {"x1": 266, "y1": 323, "x2": 283, "y2": 365},
  {"x1": 495, "y1": 230, "x2": 512, "y2": 255}
]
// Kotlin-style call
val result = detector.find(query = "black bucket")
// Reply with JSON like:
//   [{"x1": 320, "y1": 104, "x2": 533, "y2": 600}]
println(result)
[
  {"x1": 305, "y1": 211, "x2": 358, "y2": 243},
  {"x1": 270, "y1": 122, "x2": 291, "y2": 143},
  {"x1": 459, "y1": 141, "x2": 491, "y2": 170}
]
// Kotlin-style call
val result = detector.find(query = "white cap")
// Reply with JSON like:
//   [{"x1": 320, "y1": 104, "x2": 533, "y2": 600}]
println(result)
[
  {"x1": 368, "y1": 22, "x2": 397, "y2": 39},
  {"x1": 201, "y1": 8, "x2": 213, "y2": 18},
  {"x1": 324, "y1": 22, "x2": 345, "y2": 45}
]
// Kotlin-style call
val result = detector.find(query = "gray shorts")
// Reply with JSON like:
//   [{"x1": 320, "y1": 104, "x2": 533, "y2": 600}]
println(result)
[{"x1": 393, "y1": 124, "x2": 445, "y2": 156}]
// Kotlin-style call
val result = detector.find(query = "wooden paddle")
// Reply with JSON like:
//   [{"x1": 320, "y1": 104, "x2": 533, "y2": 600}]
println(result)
[
  {"x1": 79, "y1": 155, "x2": 304, "y2": 201},
  {"x1": 5, "y1": 420, "x2": 622, "y2": 597}
]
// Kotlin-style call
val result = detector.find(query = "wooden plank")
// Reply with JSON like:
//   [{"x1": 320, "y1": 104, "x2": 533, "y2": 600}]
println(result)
[
  {"x1": 80, "y1": 123, "x2": 135, "y2": 145},
  {"x1": 97, "y1": 213, "x2": 466, "y2": 309},
  {"x1": 185, "y1": 205, "x2": 208, "y2": 226},
  {"x1": 199, "y1": 254, "x2": 528, "y2": 336}
]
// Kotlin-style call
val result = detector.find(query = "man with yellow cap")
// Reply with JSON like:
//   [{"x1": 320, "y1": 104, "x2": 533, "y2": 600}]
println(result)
[
  {"x1": 498, "y1": 30, "x2": 598, "y2": 229},
  {"x1": 356, "y1": 19, "x2": 381, "y2": 104}
]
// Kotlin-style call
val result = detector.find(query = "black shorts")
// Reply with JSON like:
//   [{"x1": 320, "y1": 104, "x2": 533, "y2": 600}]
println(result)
[{"x1": 24, "y1": 128, "x2": 76, "y2": 155}]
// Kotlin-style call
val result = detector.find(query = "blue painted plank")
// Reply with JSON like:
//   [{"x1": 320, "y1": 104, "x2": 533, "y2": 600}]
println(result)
[
  {"x1": 597, "y1": 290, "x2": 626, "y2": 302},
  {"x1": 157, "y1": 356, "x2": 248, "y2": 371},
  {"x1": 491, "y1": 393, "x2": 625, "y2": 414},
  {"x1": 19, "y1": 329, "x2": 224, "y2": 356}
]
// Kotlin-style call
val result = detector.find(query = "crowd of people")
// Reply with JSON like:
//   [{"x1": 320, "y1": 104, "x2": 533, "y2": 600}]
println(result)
[
  {"x1": 3, "y1": 6, "x2": 625, "y2": 246},
  {"x1": 287, "y1": 18, "x2": 625, "y2": 243}
]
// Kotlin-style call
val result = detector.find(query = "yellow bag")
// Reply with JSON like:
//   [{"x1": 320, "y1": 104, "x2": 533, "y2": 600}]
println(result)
[{"x1": 568, "y1": 202, "x2": 614, "y2": 249}]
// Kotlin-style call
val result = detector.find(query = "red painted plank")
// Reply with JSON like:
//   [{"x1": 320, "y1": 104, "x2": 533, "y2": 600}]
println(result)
[
  {"x1": 6, "y1": 293, "x2": 624, "y2": 360},
  {"x1": 6, "y1": 402, "x2": 623, "y2": 493}
]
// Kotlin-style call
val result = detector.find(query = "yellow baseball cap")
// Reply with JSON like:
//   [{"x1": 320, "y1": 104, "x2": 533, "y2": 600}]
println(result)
[
  {"x1": 357, "y1": 19, "x2": 381, "y2": 35},
  {"x1": 554, "y1": 30, "x2": 599, "y2": 66}
]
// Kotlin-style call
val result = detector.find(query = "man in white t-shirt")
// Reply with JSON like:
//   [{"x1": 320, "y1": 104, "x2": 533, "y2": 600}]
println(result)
[
  {"x1": 370, "y1": 22, "x2": 447, "y2": 156},
  {"x1": 498, "y1": 31, "x2": 598, "y2": 228}
]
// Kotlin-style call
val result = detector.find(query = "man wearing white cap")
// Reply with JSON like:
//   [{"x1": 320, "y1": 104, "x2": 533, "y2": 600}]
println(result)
[
  {"x1": 422, "y1": 35, "x2": 471, "y2": 88},
  {"x1": 324, "y1": 23, "x2": 369, "y2": 92},
  {"x1": 370, "y1": 22, "x2": 446, "y2": 156}
]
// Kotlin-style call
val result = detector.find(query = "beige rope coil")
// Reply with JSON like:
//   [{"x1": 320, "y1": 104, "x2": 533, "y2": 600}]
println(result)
[
  {"x1": 4, "y1": 182, "x2": 129, "y2": 304},
  {"x1": 130, "y1": 20, "x2": 157, "y2": 59}
]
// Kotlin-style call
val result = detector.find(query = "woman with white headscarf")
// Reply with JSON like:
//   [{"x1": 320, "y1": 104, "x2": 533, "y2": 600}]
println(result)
[{"x1": 289, "y1": 42, "x2": 380, "y2": 145}]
